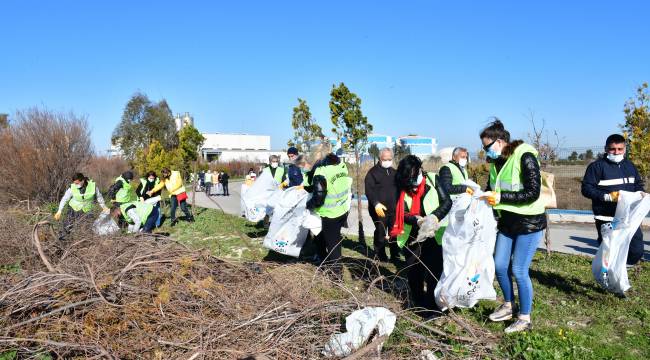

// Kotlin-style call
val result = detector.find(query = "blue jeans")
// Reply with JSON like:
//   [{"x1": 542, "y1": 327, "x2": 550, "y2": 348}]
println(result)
[
  {"x1": 154, "y1": 202, "x2": 162, "y2": 228},
  {"x1": 494, "y1": 230, "x2": 543, "y2": 315},
  {"x1": 143, "y1": 206, "x2": 159, "y2": 233}
]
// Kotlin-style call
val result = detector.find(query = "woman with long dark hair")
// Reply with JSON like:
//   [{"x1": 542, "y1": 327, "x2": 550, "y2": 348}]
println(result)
[
  {"x1": 391, "y1": 155, "x2": 452, "y2": 314},
  {"x1": 479, "y1": 119, "x2": 546, "y2": 333}
]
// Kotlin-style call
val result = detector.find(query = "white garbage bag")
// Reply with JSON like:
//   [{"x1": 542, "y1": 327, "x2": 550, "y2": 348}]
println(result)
[
  {"x1": 434, "y1": 183, "x2": 498, "y2": 310},
  {"x1": 144, "y1": 195, "x2": 161, "y2": 205},
  {"x1": 323, "y1": 307, "x2": 396, "y2": 358},
  {"x1": 592, "y1": 191, "x2": 650, "y2": 294},
  {"x1": 241, "y1": 171, "x2": 280, "y2": 222},
  {"x1": 263, "y1": 187, "x2": 320, "y2": 257},
  {"x1": 240, "y1": 182, "x2": 251, "y2": 217},
  {"x1": 93, "y1": 213, "x2": 119, "y2": 236}
]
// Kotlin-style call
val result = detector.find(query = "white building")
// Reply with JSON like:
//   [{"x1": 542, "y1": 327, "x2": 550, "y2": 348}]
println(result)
[
  {"x1": 396, "y1": 135, "x2": 438, "y2": 159},
  {"x1": 201, "y1": 133, "x2": 286, "y2": 163}
]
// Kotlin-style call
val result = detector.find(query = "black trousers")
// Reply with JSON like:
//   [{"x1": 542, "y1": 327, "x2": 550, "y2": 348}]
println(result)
[
  {"x1": 222, "y1": 183, "x2": 229, "y2": 196},
  {"x1": 595, "y1": 219, "x2": 644, "y2": 265},
  {"x1": 370, "y1": 212, "x2": 400, "y2": 260},
  {"x1": 170, "y1": 195, "x2": 192, "y2": 221},
  {"x1": 316, "y1": 212, "x2": 348, "y2": 274},
  {"x1": 59, "y1": 209, "x2": 92, "y2": 240},
  {"x1": 405, "y1": 237, "x2": 443, "y2": 310}
]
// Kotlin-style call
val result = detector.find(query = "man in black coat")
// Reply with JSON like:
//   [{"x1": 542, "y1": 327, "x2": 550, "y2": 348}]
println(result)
[
  {"x1": 364, "y1": 147, "x2": 400, "y2": 262},
  {"x1": 582, "y1": 134, "x2": 646, "y2": 266}
]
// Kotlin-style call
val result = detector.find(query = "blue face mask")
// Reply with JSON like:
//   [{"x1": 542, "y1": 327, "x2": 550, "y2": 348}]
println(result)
[{"x1": 486, "y1": 144, "x2": 501, "y2": 159}]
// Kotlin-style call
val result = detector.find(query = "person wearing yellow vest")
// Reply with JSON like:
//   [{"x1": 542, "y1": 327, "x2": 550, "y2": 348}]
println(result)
[
  {"x1": 147, "y1": 168, "x2": 194, "y2": 226},
  {"x1": 263, "y1": 155, "x2": 287, "y2": 185},
  {"x1": 55, "y1": 172, "x2": 108, "y2": 240},
  {"x1": 110, "y1": 171, "x2": 137, "y2": 204},
  {"x1": 110, "y1": 201, "x2": 159, "y2": 233},
  {"x1": 478, "y1": 119, "x2": 547, "y2": 334},
  {"x1": 390, "y1": 155, "x2": 452, "y2": 314},
  {"x1": 439, "y1": 147, "x2": 474, "y2": 201},
  {"x1": 305, "y1": 153, "x2": 352, "y2": 280}
]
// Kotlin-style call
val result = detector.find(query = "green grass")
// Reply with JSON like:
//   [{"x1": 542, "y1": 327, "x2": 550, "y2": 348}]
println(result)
[{"x1": 159, "y1": 208, "x2": 650, "y2": 359}]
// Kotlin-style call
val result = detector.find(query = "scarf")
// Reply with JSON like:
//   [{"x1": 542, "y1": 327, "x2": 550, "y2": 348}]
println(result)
[{"x1": 390, "y1": 178, "x2": 426, "y2": 238}]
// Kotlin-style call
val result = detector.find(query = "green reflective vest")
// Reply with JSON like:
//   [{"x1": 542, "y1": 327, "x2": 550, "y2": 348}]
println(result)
[
  {"x1": 489, "y1": 143, "x2": 546, "y2": 216},
  {"x1": 314, "y1": 163, "x2": 352, "y2": 218},
  {"x1": 264, "y1": 166, "x2": 286, "y2": 183},
  {"x1": 69, "y1": 180, "x2": 96, "y2": 212},
  {"x1": 397, "y1": 173, "x2": 442, "y2": 247},
  {"x1": 138, "y1": 178, "x2": 160, "y2": 197},
  {"x1": 120, "y1": 201, "x2": 154, "y2": 225},
  {"x1": 441, "y1": 162, "x2": 468, "y2": 201},
  {"x1": 115, "y1": 176, "x2": 136, "y2": 203}
]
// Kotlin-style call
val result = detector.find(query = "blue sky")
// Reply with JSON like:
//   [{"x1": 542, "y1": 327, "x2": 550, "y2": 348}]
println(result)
[{"x1": 2, "y1": 1, "x2": 649, "y2": 153}]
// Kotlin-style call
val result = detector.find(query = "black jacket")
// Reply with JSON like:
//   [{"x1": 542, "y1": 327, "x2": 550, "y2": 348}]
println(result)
[
  {"x1": 439, "y1": 161, "x2": 468, "y2": 195},
  {"x1": 306, "y1": 156, "x2": 340, "y2": 210},
  {"x1": 581, "y1": 156, "x2": 644, "y2": 217},
  {"x1": 364, "y1": 163, "x2": 398, "y2": 218},
  {"x1": 220, "y1": 173, "x2": 229, "y2": 184},
  {"x1": 402, "y1": 174, "x2": 453, "y2": 240},
  {"x1": 135, "y1": 178, "x2": 161, "y2": 200},
  {"x1": 487, "y1": 152, "x2": 547, "y2": 235}
]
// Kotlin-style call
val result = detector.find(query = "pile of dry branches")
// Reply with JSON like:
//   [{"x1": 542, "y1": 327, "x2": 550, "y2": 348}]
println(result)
[{"x1": 0, "y1": 209, "x2": 498, "y2": 359}]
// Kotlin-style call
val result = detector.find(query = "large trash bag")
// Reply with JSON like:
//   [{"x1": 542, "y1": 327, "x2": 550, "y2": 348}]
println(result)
[
  {"x1": 434, "y1": 184, "x2": 498, "y2": 310},
  {"x1": 241, "y1": 171, "x2": 281, "y2": 222},
  {"x1": 93, "y1": 212, "x2": 119, "y2": 236},
  {"x1": 263, "y1": 187, "x2": 321, "y2": 257},
  {"x1": 592, "y1": 191, "x2": 650, "y2": 295}
]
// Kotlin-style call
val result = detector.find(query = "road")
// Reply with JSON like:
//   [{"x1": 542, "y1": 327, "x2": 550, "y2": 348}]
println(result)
[{"x1": 190, "y1": 181, "x2": 650, "y2": 260}]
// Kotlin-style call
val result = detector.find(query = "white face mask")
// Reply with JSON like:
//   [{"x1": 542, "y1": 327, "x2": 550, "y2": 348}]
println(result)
[
  {"x1": 74, "y1": 183, "x2": 83, "y2": 189},
  {"x1": 270, "y1": 162, "x2": 278, "y2": 168},
  {"x1": 148, "y1": 178, "x2": 155, "y2": 182},
  {"x1": 416, "y1": 173, "x2": 424, "y2": 185},
  {"x1": 607, "y1": 153, "x2": 624, "y2": 163},
  {"x1": 458, "y1": 158, "x2": 468, "y2": 167},
  {"x1": 381, "y1": 160, "x2": 393, "y2": 168}
]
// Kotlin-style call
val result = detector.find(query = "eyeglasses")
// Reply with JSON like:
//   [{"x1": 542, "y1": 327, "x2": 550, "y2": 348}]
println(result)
[{"x1": 483, "y1": 139, "x2": 497, "y2": 152}]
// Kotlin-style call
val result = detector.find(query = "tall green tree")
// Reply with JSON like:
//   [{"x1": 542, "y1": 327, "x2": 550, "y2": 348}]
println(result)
[
  {"x1": 368, "y1": 143, "x2": 380, "y2": 165},
  {"x1": 178, "y1": 124, "x2": 206, "y2": 175},
  {"x1": 621, "y1": 83, "x2": 650, "y2": 178},
  {"x1": 112, "y1": 93, "x2": 178, "y2": 162},
  {"x1": 329, "y1": 82, "x2": 373, "y2": 243},
  {"x1": 288, "y1": 98, "x2": 323, "y2": 153},
  {"x1": 393, "y1": 143, "x2": 411, "y2": 162}
]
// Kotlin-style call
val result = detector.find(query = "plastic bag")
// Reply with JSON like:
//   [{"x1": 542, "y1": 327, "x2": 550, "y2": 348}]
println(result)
[
  {"x1": 93, "y1": 212, "x2": 119, "y2": 236},
  {"x1": 241, "y1": 171, "x2": 280, "y2": 222},
  {"x1": 263, "y1": 187, "x2": 320, "y2": 257},
  {"x1": 592, "y1": 191, "x2": 650, "y2": 294},
  {"x1": 434, "y1": 183, "x2": 498, "y2": 310},
  {"x1": 415, "y1": 215, "x2": 441, "y2": 243},
  {"x1": 322, "y1": 307, "x2": 396, "y2": 357}
]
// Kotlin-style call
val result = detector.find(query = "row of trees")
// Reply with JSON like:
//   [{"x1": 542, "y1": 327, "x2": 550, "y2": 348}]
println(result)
[{"x1": 111, "y1": 93, "x2": 205, "y2": 177}]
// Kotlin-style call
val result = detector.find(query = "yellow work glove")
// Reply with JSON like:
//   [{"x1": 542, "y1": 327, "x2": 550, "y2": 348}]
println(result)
[
  {"x1": 102, "y1": 206, "x2": 110, "y2": 214},
  {"x1": 605, "y1": 191, "x2": 620, "y2": 202},
  {"x1": 480, "y1": 191, "x2": 500, "y2": 206},
  {"x1": 296, "y1": 185, "x2": 304, "y2": 190},
  {"x1": 374, "y1": 203, "x2": 387, "y2": 218},
  {"x1": 466, "y1": 187, "x2": 474, "y2": 195},
  {"x1": 54, "y1": 211, "x2": 62, "y2": 221}
]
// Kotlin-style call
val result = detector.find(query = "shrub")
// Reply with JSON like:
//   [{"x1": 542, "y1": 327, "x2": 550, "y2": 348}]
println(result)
[{"x1": 0, "y1": 107, "x2": 92, "y2": 204}]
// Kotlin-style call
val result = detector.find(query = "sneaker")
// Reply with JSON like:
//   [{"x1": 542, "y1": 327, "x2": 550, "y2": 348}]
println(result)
[
  {"x1": 504, "y1": 319, "x2": 532, "y2": 333},
  {"x1": 489, "y1": 303, "x2": 516, "y2": 322}
]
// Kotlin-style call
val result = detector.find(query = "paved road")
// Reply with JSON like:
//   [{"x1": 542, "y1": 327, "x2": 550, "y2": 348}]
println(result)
[{"x1": 190, "y1": 181, "x2": 650, "y2": 260}]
